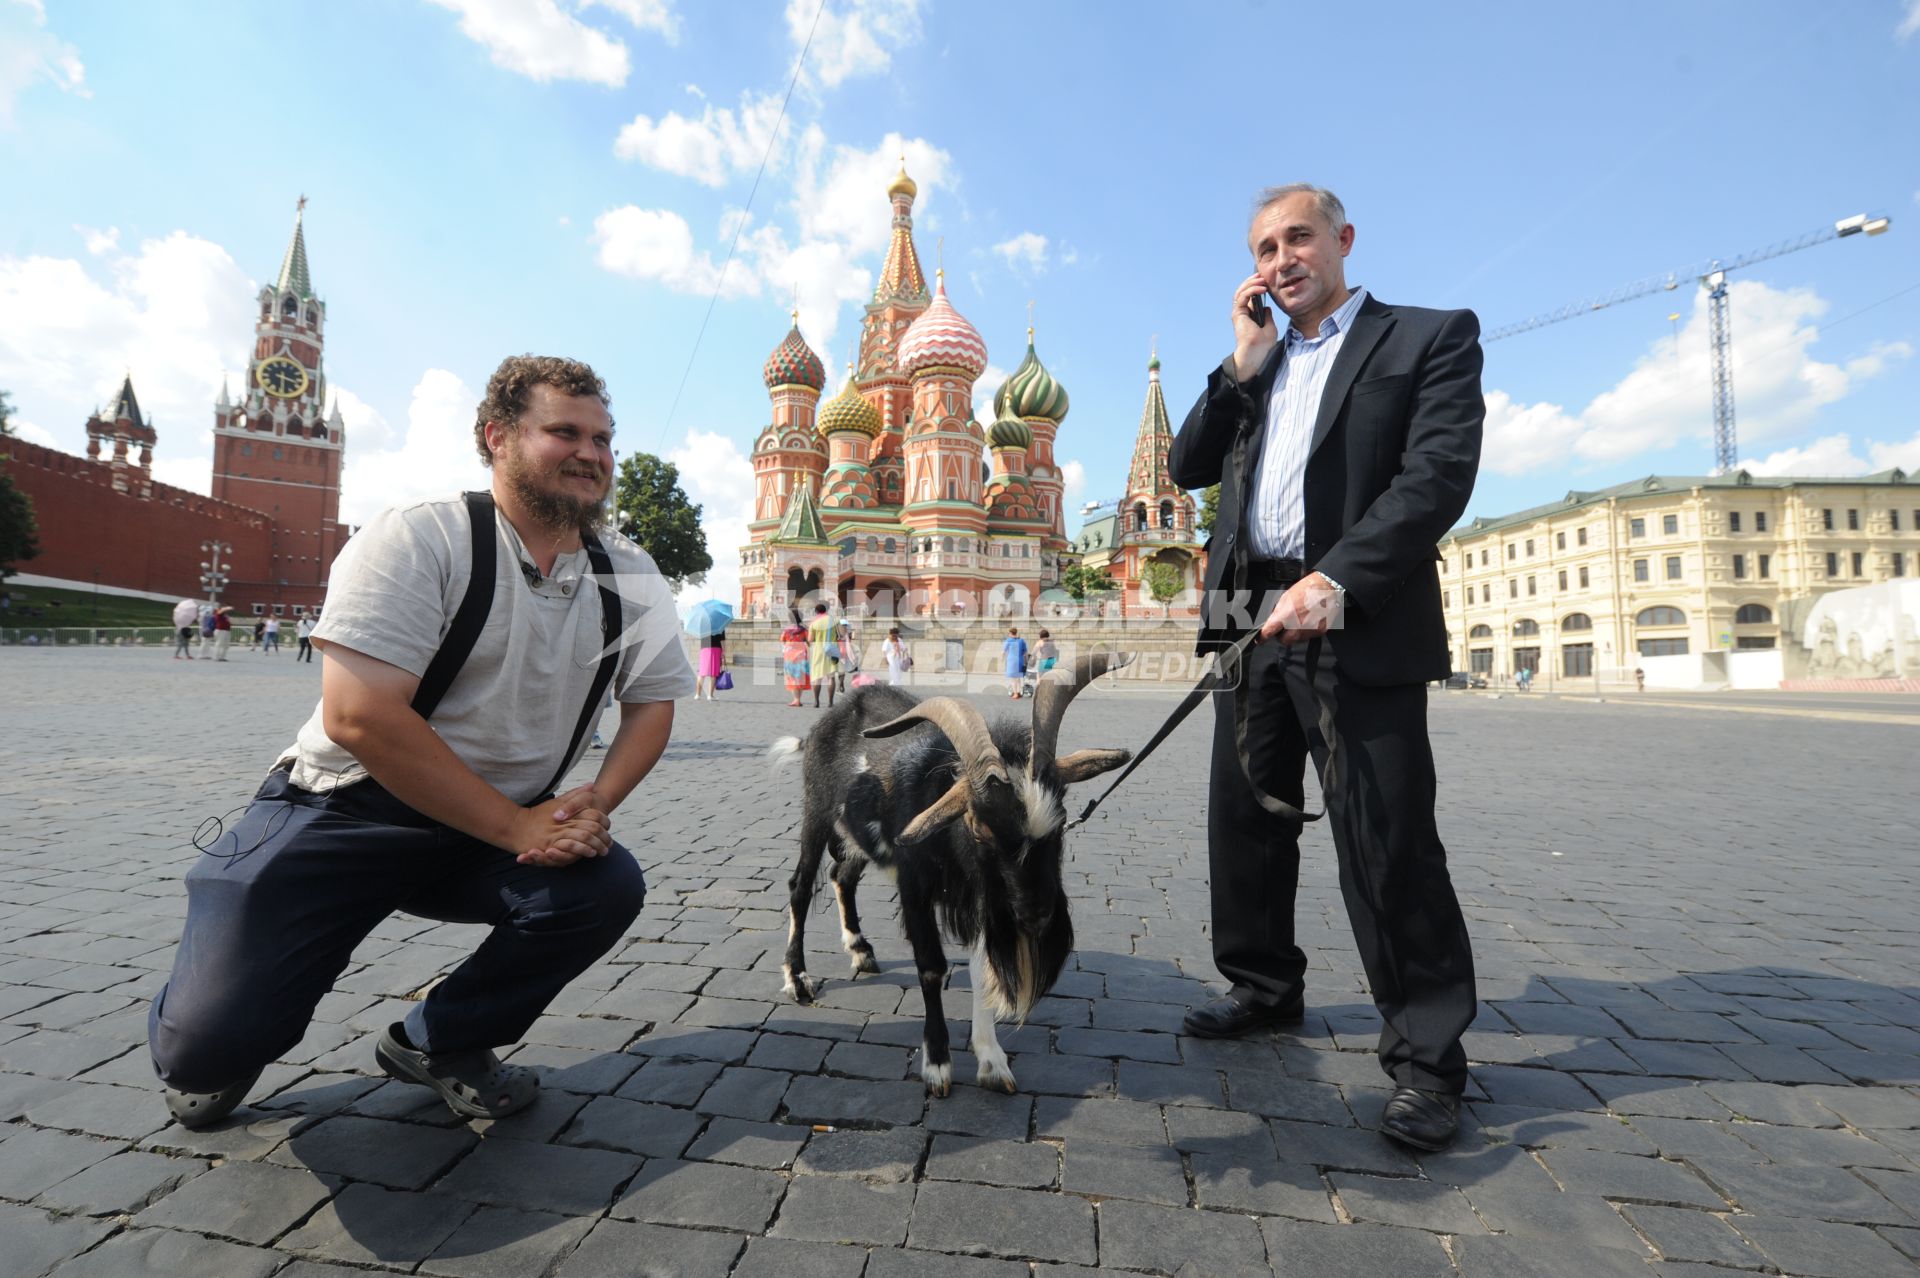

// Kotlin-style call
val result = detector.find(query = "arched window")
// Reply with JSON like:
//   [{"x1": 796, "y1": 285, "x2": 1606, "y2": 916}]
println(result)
[
  {"x1": 1512, "y1": 619, "x2": 1540, "y2": 637},
  {"x1": 1734, "y1": 603, "x2": 1773, "y2": 624},
  {"x1": 865, "y1": 536, "x2": 878, "y2": 552},
  {"x1": 1636, "y1": 606, "x2": 1687, "y2": 626},
  {"x1": 941, "y1": 536, "x2": 953, "y2": 553},
  {"x1": 883, "y1": 537, "x2": 895, "y2": 553},
  {"x1": 1469, "y1": 624, "x2": 1493, "y2": 639},
  {"x1": 1132, "y1": 502, "x2": 1148, "y2": 532},
  {"x1": 1159, "y1": 500, "x2": 1175, "y2": 528},
  {"x1": 1561, "y1": 612, "x2": 1592, "y2": 632},
  {"x1": 282, "y1": 295, "x2": 299, "y2": 317}
]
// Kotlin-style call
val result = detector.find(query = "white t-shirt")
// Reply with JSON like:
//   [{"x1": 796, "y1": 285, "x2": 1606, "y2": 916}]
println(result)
[{"x1": 284, "y1": 496, "x2": 694, "y2": 803}]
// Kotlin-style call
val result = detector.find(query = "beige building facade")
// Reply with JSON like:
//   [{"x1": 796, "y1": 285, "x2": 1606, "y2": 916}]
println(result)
[{"x1": 1436, "y1": 469, "x2": 1918, "y2": 684}]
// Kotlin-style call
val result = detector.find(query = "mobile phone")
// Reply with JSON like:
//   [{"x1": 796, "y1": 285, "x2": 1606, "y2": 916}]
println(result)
[{"x1": 1245, "y1": 290, "x2": 1271, "y2": 328}]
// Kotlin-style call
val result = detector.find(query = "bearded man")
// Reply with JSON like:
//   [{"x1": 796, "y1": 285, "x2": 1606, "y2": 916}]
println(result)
[{"x1": 148, "y1": 355, "x2": 693, "y2": 1129}]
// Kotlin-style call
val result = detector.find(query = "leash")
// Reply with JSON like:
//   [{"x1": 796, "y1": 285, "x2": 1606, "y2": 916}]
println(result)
[{"x1": 1067, "y1": 629, "x2": 1339, "y2": 830}]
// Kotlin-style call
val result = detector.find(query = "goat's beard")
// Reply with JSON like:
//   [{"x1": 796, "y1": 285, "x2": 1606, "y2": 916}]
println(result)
[{"x1": 977, "y1": 897, "x2": 1073, "y2": 1023}]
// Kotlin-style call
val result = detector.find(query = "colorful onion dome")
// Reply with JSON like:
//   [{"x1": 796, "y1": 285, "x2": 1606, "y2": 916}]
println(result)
[
  {"x1": 887, "y1": 158, "x2": 917, "y2": 201},
  {"x1": 817, "y1": 371, "x2": 883, "y2": 437},
  {"x1": 762, "y1": 317, "x2": 825, "y2": 391},
  {"x1": 994, "y1": 327, "x2": 1069, "y2": 424},
  {"x1": 987, "y1": 402, "x2": 1032, "y2": 451},
  {"x1": 898, "y1": 272, "x2": 987, "y2": 377}
]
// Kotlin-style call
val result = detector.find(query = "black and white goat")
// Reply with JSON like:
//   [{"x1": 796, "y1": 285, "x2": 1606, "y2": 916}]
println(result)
[{"x1": 769, "y1": 653, "x2": 1131, "y2": 1095}]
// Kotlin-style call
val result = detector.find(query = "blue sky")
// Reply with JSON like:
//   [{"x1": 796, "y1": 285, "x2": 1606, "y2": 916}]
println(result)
[{"x1": 3, "y1": 0, "x2": 1917, "y2": 605}]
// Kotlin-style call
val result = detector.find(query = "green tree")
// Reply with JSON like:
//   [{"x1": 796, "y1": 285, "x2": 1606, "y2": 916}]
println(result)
[
  {"x1": 612, "y1": 452, "x2": 711, "y2": 589},
  {"x1": 1197, "y1": 484, "x2": 1220, "y2": 537},
  {"x1": 1061, "y1": 563, "x2": 1116, "y2": 602},
  {"x1": 1143, "y1": 561, "x2": 1184, "y2": 615},
  {"x1": 0, "y1": 390, "x2": 41, "y2": 582}
]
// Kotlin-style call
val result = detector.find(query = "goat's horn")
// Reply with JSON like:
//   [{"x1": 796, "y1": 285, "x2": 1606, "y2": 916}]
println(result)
[
  {"x1": 1030, "y1": 651, "x2": 1133, "y2": 778},
  {"x1": 863, "y1": 696, "x2": 1002, "y2": 776}
]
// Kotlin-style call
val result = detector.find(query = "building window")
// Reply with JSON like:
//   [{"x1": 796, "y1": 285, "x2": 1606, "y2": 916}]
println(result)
[
  {"x1": 1665, "y1": 556, "x2": 1683, "y2": 581},
  {"x1": 1469, "y1": 624, "x2": 1494, "y2": 638},
  {"x1": 1638, "y1": 637, "x2": 1690, "y2": 657},
  {"x1": 1755, "y1": 511, "x2": 1767, "y2": 532},
  {"x1": 1663, "y1": 514, "x2": 1678, "y2": 535},
  {"x1": 273, "y1": 447, "x2": 283, "y2": 460},
  {"x1": 1894, "y1": 552, "x2": 1907, "y2": 578},
  {"x1": 1524, "y1": 575, "x2": 1535, "y2": 595},
  {"x1": 272, "y1": 604, "x2": 286, "y2": 616},
  {"x1": 1562, "y1": 643, "x2": 1593, "y2": 677},
  {"x1": 1557, "y1": 570, "x2": 1567, "y2": 591},
  {"x1": 1758, "y1": 554, "x2": 1770, "y2": 578},
  {"x1": 1480, "y1": 548, "x2": 1488, "y2": 566},
  {"x1": 1513, "y1": 618, "x2": 1540, "y2": 637},
  {"x1": 1562, "y1": 612, "x2": 1593, "y2": 632},
  {"x1": 1734, "y1": 603, "x2": 1772, "y2": 624},
  {"x1": 1735, "y1": 637, "x2": 1776, "y2": 650},
  {"x1": 1577, "y1": 527, "x2": 1588, "y2": 546},
  {"x1": 1556, "y1": 531, "x2": 1566, "y2": 550},
  {"x1": 1637, "y1": 605, "x2": 1687, "y2": 626},
  {"x1": 1525, "y1": 538, "x2": 1535, "y2": 557},
  {"x1": 1508, "y1": 578, "x2": 1518, "y2": 599},
  {"x1": 1847, "y1": 508, "x2": 1859, "y2": 531},
  {"x1": 1630, "y1": 517, "x2": 1645, "y2": 538},
  {"x1": 1578, "y1": 566, "x2": 1590, "y2": 588},
  {"x1": 1469, "y1": 648, "x2": 1493, "y2": 674},
  {"x1": 1507, "y1": 543, "x2": 1516, "y2": 560},
  {"x1": 1894, "y1": 510, "x2": 1902, "y2": 531},
  {"x1": 1634, "y1": 558, "x2": 1649, "y2": 582},
  {"x1": 1729, "y1": 512, "x2": 1741, "y2": 533},
  {"x1": 250, "y1": 603, "x2": 265, "y2": 616},
  {"x1": 1822, "y1": 508, "x2": 1834, "y2": 531},
  {"x1": 1826, "y1": 552, "x2": 1839, "y2": 576},
  {"x1": 1442, "y1": 590, "x2": 1449, "y2": 608},
  {"x1": 1732, "y1": 554, "x2": 1746, "y2": 579},
  {"x1": 1852, "y1": 552, "x2": 1864, "y2": 577},
  {"x1": 240, "y1": 443, "x2": 253, "y2": 457},
  {"x1": 1481, "y1": 583, "x2": 1490, "y2": 603}
]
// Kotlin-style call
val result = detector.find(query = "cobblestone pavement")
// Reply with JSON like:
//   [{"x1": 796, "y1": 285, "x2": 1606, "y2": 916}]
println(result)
[{"x1": 3, "y1": 647, "x2": 1918, "y2": 1277}]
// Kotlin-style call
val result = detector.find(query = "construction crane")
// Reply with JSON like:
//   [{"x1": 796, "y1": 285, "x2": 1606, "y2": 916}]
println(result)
[{"x1": 1487, "y1": 212, "x2": 1892, "y2": 473}]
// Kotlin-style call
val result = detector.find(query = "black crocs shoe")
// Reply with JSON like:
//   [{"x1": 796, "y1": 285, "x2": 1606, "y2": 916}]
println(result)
[
  {"x1": 164, "y1": 1067, "x2": 263, "y2": 1131},
  {"x1": 374, "y1": 1024, "x2": 538, "y2": 1121}
]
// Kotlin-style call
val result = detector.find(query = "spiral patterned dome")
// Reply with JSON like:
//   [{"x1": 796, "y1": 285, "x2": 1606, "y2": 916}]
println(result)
[
  {"x1": 762, "y1": 320, "x2": 825, "y2": 391},
  {"x1": 816, "y1": 375, "x2": 883, "y2": 437},
  {"x1": 897, "y1": 273, "x2": 987, "y2": 377},
  {"x1": 994, "y1": 331, "x2": 1069, "y2": 424},
  {"x1": 987, "y1": 403, "x2": 1032, "y2": 451}
]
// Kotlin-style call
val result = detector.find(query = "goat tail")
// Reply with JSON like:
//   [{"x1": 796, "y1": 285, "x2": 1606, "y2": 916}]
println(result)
[{"x1": 767, "y1": 736, "x2": 804, "y2": 773}]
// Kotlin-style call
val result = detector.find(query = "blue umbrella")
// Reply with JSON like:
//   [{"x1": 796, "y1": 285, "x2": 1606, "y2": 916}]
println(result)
[{"x1": 684, "y1": 599, "x2": 734, "y2": 637}]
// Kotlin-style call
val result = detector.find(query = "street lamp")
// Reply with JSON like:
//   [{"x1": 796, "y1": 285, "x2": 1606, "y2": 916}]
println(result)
[{"x1": 200, "y1": 540, "x2": 232, "y2": 612}]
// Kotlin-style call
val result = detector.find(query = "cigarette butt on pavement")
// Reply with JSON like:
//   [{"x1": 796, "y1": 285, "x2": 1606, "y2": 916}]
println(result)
[{"x1": 811, "y1": 1124, "x2": 836, "y2": 1133}]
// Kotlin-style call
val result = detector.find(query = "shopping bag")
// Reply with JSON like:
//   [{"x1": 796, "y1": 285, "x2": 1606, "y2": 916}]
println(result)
[{"x1": 714, "y1": 670, "x2": 734, "y2": 692}]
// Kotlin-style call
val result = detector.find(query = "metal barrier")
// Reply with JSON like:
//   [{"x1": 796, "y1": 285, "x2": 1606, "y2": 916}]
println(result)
[{"x1": 1, "y1": 626, "x2": 181, "y2": 647}]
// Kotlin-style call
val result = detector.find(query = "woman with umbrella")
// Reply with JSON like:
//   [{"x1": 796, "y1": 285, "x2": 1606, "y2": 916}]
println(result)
[
  {"x1": 685, "y1": 600, "x2": 732, "y2": 701},
  {"x1": 781, "y1": 609, "x2": 811, "y2": 708}
]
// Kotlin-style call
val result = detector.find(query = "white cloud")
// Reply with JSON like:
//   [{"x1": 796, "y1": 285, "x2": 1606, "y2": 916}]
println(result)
[
  {"x1": 1060, "y1": 458, "x2": 1086, "y2": 508},
  {"x1": 580, "y1": 0, "x2": 678, "y2": 42},
  {"x1": 792, "y1": 130, "x2": 952, "y2": 257},
  {"x1": 992, "y1": 232, "x2": 1049, "y2": 275},
  {"x1": 8, "y1": 416, "x2": 56, "y2": 448},
  {"x1": 1482, "y1": 280, "x2": 1910, "y2": 476},
  {"x1": 664, "y1": 429, "x2": 756, "y2": 607},
  {"x1": 1743, "y1": 433, "x2": 1870, "y2": 477},
  {"x1": 339, "y1": 370, "x2": 492, "y2": 525},
  {"x1": 591, "y1": 205, "x2": 758, "y2": 298},
  {"x1": 0, "y1": 0, "x2": 87, "y2": 126},
  {"x1": 1899, "y1": 0, "x2": 1920, "y2": 40},
  {"x1": 614, "y1": 90, "x2": 787, "y2": 187},
  {"x1": 788, "y1": 0, "x2": 922, "y2": 89},
  {"x1": 74, "y1": 224, "x2": 117, "y2": 256},
  {"x1": 973, "y1": 362, "x2": 1010, "y2": 424},
  {"x1": 424, "y1": 0, "x2": 629, "y2": 86}
]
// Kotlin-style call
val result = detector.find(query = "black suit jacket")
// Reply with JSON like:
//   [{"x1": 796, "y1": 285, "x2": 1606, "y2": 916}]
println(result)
[{"x1": 1170, "y1": 294, "x2": 1483, "y2": 687}]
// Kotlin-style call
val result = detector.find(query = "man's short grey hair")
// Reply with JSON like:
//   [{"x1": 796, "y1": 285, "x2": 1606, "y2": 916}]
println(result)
[{"x1": 1252, "y1": 184, "x2": 1347, "y2": 236}]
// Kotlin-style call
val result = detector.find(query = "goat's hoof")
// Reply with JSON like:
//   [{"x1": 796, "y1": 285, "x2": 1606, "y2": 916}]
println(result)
[
  {"x1": 922, "y1": 1059, "x2": 952, "y2": 1097},
  {"x1": 849, "y1": 950, "x2": 880, "y2": 977},
  {"x1": 782, "y1": 972, "x2": 821, "y2": 1004},
  {"x1": 976, "y1": 1061, "x2": 1018, "y2": 1094}
]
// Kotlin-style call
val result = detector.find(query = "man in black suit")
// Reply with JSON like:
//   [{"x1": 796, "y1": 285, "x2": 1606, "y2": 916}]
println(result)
[{"x1": 1169, "y1": 184, "x2": 1482, "y2": 1151}]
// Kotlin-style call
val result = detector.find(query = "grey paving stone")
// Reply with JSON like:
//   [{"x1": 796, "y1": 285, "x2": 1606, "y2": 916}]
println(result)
[
  {"x1": 769, "y1": 1176, "x2": 914, "y2": 1246},
  {"x1": 137, "y1": 1108, "x2": 308, "y2": 1162},
  {"x1": 557, "y1": 1218, "x2": 747, "y2": 1278},
  {"x1": 1622, "y1": 1203, "x2": 1765, "y2": 1267},
  {"x1": 1098, "y1": 1198, "x2": 1270, "y2": 1277},
  {"x1": 270, "y1": 1113, "x2": 477, "y2": 1189},
  {"x1": 1115, "y1": 1060, "x2": 1226, "y2": 1107},
  {"x1": 684, "y1": 1116, "x2": 808, "y2": 1168},
  {"x1": 1449, "y1": 1234, "x2": 1653, "y2": 1277},
  {"x1": 909, "y1": 1180, "x2": 1097, "y2": 1264},
  {"x1": 795, "y1": 1125, "x2": 928, "y2": 1182},
  {"x1": 0, "y1": 1202, "x2": 115, "y2": 1278},
  {"x1": 823, "y1": 1039, "x2": 913, "y2": 1079},
  {"x1": 132, "y1": 1159, "x2": 333, "y2": 1245},
  {"x1": 46, "y1": 1226, "x2": 282, "y2": 1278},
  {"x1": 1224, "y1": 1071, "x2": 1354, "y2": 1125},
  {"x1": 1469, "y1": 1102, "x2": 1657, "y2": 1153},
  {"x1": 22, "y1": 1080, "x2": 172, "y2": 1141},
  {"x1": 611, "y1": 1157, "x2": 786, "y2": 1231},
  {"x1": 1261, "y1": 1218, "x2": 1451, "y2": 1277},
  {"x1": 558, "y1": 1095, "x2": 705, "y2": 1158},
  {"x1": 1539, "y1": 1149, "x2": 1729, "y2": 1209},
  {"x1": 1732, "y1": 1214, "x2": 1919, "y2": 1277},
  {"x1": 1732, "y1": 1120, "x2": 1918, "y2": 1170},
  {"x1": 783, "y1": 1074, "x2": 926, "y2": 1127},
  {"x1": 419, "y1": 1206, "x2": 596, "y2": 1278},
  {"x1": 617, "y1": 1057, "x2": 725, "y2": 1105},
  {"x1": 1267, "y1": 1116, "x2": 1419, "y2": 1174},
  {"x1": 923, "y1": 1085, "x2": 1032, "y2": 1140},
  {"x1": 924, "y1": 1134, "x2": 1058, "y2": 1189},
  {"x1": 0, "y1": 1124, "x2": 121, "y2": 1199},
  {"x1": 0, "y1": 1030, "x2": 133, "y2": 1079},
  {"x1": 278, "y1": 1182, "x2": 477, "y2": 1267},
  {"x1": 1689, "y1": 1156, "x2": 1908, "y2": 1224},
  {"x1": 625, "y1": 1023, "x2": 757, "y2": 1063},
  {"x1": 1033, "y1": 1096, "x2": 1165, "y2": 1147},
  {"x1": 729, "y1": 1236, "x2": 868, "y2": 1278},
  {"x1": 0, "y1": 1072, "x2": 79, "y2": 1121},
  {"x1": 696, "y1": 1065, "x2": 790, "y2": 1120},
  {"x1": 865, "y1": 1249, "x2": 1030, "y2": 1278},
  {"x1": 1056, "y1": 1027, "x2": 1181, "y2": 1063},
  {"x1": 1702, "y1": 1079, "x2": 1844, "y2": 1126},
  {"x1": 435, "y1": 1136, "x2": 641, "y2": 1215},
  {"x1": 1192, "y1": 1151, "x2": 1337, "y2": 1221},
  {"x1": 1059, "y1": 1141, "x2": 1189, "y2": 1206},
  {"x1": 1006, "y1": 1051, "x2": 1114, "y2": 1098},
  {"x1": 34, "y1": 1149, "x2": 208, "y2": 1216},
  {"x1": 1327, "y1": 1170, "x2": 1484, "y2": 1233},
  {"x1": 1462, "y1": 1183, "x2": 1648, "y2": 1251},
  {"x1": 1164, "y1": 1104, "x2": 1276, "y2": 1157},
  {"x1": 747, "y1": 1032, "x2": 832, "y2": 1073},
  {"x1": 504, "y1": 1043, "x2": 644, "y2": 1095}
]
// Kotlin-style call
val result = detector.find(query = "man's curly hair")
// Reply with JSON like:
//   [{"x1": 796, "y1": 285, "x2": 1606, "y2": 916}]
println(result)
[{"x1": 473, "y1": 355, "x2": 612, "y2": 466}]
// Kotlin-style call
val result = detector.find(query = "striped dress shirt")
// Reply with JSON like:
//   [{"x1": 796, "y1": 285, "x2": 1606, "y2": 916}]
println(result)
[{"x1": 1246, "y1": 286, "x2": 1369, "y2": 561}]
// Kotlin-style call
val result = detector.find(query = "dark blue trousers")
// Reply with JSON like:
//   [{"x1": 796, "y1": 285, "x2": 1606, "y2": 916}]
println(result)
[{"x1": 149, "y1": 769, "x2": 645, "y2": 1093}]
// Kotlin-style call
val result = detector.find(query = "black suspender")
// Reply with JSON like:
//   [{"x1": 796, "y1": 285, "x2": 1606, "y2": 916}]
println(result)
[{"x1": 408, "y1": 491, "x2": 626, "y2": 800}]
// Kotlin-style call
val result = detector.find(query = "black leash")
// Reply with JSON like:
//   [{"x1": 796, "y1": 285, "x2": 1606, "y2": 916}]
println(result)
[{"x1": 1068, "y1": 630, "x2": 1339, "y2": 830}]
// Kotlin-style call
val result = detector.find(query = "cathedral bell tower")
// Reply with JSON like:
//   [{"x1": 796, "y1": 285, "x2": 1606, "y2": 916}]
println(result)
[{"x1": 210, "y1": 197, "x2": 347, "y2": 605}]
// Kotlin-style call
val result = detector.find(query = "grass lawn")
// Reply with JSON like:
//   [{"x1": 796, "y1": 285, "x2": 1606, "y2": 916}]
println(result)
[{"x1": 2, "y1": 582, "x2": 184, "y2": 629}]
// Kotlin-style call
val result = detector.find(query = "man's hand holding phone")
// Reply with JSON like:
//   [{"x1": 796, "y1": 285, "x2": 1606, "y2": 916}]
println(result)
[{"x1": 1231, "y1": 273, "x2": 1279, "y2": 382}]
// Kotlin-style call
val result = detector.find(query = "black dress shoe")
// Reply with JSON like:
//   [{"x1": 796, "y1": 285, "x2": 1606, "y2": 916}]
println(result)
[
  {"x1": 1379, "y1": 1087, "x2": 1460, "y2": 1151},
  {"x1": 1181, "y1": 993, "x2": 1305, "y2": 1039}
]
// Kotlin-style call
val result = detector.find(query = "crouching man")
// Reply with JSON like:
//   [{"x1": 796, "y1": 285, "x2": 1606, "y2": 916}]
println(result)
[{"x1": 148, "y1": 355, "x2": 693, "y2": 1128}]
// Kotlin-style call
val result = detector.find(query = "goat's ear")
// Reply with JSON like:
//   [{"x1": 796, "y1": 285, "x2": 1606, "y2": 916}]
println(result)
[
  {"x1": 1053, "y1": 747, "x2": 1132, "y2": 785},
  {"x1": 897, "y1": 779, "x2": 970, "y2": 844}
]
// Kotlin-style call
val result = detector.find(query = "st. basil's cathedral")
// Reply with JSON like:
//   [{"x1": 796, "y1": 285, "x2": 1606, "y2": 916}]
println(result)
[{"x1": 737, "y1": 163, "x2": 1203, "y2": 619}]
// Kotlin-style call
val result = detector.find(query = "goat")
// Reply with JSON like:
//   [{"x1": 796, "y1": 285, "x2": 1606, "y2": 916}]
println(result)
[{"x1": 771, "y1": 652, "x2": 1131, "y2": 1095}]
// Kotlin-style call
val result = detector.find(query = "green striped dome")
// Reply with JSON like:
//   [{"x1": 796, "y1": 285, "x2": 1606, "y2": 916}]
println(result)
[
  {"x1": 987, "y1": 404, "x2": 1032, "y2": 451},
  {"x1": 994, "y1": 333, "x2": 1069, "y2": 424}
]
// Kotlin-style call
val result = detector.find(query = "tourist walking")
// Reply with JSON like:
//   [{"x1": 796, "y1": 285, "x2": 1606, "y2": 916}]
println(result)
[
  {"x1": 148, "y1": 354, "x2": 691, "y2": 1131},
  {"x1": 1034, "y1": 629, "x2": 1059, "y2": 675},
  {"x1": 296, "y1": 615, "x2": 316, "y2": 662},
  {"x1": 263, "y1": 616, "x2": 282, "y2": 655},
  {"x1": 1002, "y1": 626, "x2": 1029, "y2": 698},
  {"x1": 781, "y1": 611, "x2": 811, "y2": 707},
  {"x1": 807, "y1": 603, "x2": 837, "y2": 709},
  {"x1": 882, "y1": 627, "x2": 911, "y2": 686},
  {"x1": 211, "y1": 607, "x2": 234, "y2": 661},
  {"x1": 172, "y1": 599, "x2": 199, "y2": 660},
  {"x1": 694, "y1": 626, "x2": 726, "y2": 701}
]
